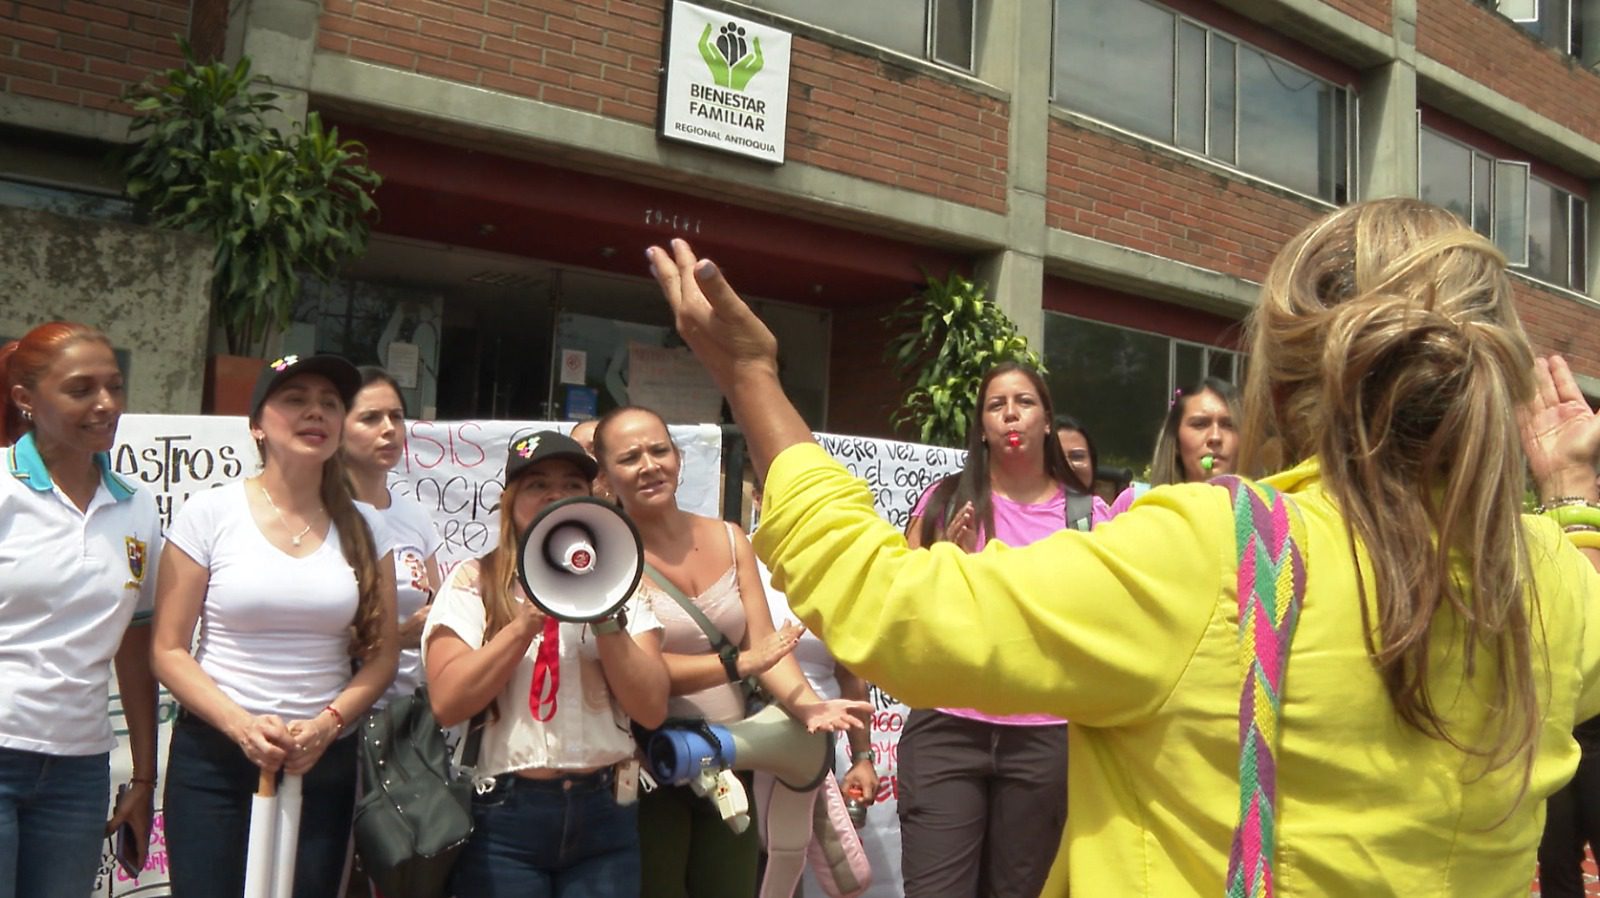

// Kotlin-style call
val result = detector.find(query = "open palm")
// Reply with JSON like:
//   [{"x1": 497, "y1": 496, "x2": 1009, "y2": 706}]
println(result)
[{"x1": 1521, "y1": 355, "x2": 1600, "y2": 493}]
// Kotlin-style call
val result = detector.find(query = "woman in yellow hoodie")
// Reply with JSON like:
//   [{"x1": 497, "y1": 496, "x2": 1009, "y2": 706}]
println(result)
[{"x1": 643, "y1": 198, "x2": 1600, "y2": 897}]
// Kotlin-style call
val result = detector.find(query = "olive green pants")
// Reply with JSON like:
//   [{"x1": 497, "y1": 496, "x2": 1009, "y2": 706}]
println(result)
[{"x1": 639, "y1": 772, "x2": 760, "y2": 898}]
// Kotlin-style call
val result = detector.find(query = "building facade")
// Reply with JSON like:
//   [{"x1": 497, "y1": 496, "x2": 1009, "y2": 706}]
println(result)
[{"x1": 2, "y1": 0, "x2": 1598, "y2": 465}]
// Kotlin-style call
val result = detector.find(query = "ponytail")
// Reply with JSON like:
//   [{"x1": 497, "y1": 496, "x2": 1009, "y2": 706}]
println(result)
[
  {"x1": 1241, "y1": 199, "x2": 1539, "y2": 799},
  {"x1": 321, "y1": 453, "x2": 386, "y2": 660}
]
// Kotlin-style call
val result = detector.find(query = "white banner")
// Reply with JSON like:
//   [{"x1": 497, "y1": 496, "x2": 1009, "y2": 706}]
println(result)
[
  {"x1": 95, "y1": 416, "x2": 722, "y2": 897},
  {"x1": 660, "y1": 0, "x2": 792, "y2": 163}
]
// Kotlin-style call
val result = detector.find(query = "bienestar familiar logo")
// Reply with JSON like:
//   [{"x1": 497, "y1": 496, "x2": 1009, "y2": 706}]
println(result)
[{"x1": 661, "y1": 1, "x2": 791, "y2": 163}]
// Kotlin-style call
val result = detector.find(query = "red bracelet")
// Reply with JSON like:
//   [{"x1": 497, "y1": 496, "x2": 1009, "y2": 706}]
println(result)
[{"x1": 323, "y1": 704, "x2": 346, "y2": 731}]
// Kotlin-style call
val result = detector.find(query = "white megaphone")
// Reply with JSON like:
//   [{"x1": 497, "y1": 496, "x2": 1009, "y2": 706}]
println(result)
[
  {"x1": 644, "y1": 704, "x2": 836, "y2": 792},
  {"x1": 516, "y1": 496, "x2": 644, "y2": 621}
]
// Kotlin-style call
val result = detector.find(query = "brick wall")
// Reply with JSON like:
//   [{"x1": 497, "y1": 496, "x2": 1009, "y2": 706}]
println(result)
[
  {"x1": 1, "y1": 0, "x2": 188, "y2": 113},
  {"x1": 1319, "y1": 0, "x2": 1390, "y2": 34},
  {"x1": 1045, "y1": 117, "x2": 1326, "y2": 283},
  {"x1": 316, "y1": 0, "x2": 1008, "y2": 213},
  {"x1": 1417, "y1": 0, "x2": 1600, "y2": 147},
  {"x1": 1515, "y1": 281, "x2": 1600, "y2": 379}
]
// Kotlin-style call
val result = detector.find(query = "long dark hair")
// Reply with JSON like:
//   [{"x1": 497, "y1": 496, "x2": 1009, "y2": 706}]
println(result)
[
  {"x1": 1149, "y1": 376, "x2": 1240, "y2": 486},
  {"x1": 916, "y1": 362, "x2": 1079, "y2": 546}
]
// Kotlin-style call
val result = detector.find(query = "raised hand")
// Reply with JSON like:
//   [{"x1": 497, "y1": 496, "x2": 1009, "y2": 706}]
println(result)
[
  {"x1": 646, "y1": 239, "x2": 779, "y2": 395},
  {"x1": 1521, "y1": 355, "x2": 1600, "y2": 503}
]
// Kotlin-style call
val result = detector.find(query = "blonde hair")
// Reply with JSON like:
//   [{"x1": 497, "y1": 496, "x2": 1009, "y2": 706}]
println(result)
[
  {"x1": 1239, "y1": 198, "x2": 1539, "y2": 788},
  {"x1": 478, "y1": 473, "x2": 533, "y2": 646}
]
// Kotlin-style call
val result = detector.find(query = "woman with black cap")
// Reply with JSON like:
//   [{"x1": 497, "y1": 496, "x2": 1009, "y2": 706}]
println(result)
[
  {"x1": 152, "y1": 354, "x2": 399, "y2": 898},
  {"x1": 423, "y1": 429, "x2": 669, "y2": 896}
]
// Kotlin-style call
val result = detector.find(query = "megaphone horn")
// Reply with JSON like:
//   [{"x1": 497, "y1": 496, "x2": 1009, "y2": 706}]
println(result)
[
  {"x1": 645, "y1": 705, "x2": 835, "y2": 792},
  {"x1": 516, "y1": 497, "x2": 644, "y2": 622}
]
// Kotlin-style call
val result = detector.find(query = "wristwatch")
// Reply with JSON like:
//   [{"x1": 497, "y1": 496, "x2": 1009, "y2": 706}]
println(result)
[
  {"x1": 592, "y1": 607, "x2": 629, "y2": 635},
  {"x1": 852, "y1": 749, "x2": 875, "y2": 764}
]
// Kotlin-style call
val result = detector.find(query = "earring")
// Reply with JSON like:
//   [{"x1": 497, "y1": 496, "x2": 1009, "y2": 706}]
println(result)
[{"x1": 20, "y1": 409, "x2": 31, "y2": 421}]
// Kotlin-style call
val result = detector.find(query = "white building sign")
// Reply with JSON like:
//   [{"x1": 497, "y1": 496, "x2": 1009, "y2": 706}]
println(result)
[{"x1": 660, "y1": 0, "x2": 791, "y2": 163}]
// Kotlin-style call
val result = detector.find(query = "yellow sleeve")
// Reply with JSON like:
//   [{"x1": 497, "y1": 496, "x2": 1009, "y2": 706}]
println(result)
[{"x1": 754, "y1": 442, "x2": 1232, "y2": 727}]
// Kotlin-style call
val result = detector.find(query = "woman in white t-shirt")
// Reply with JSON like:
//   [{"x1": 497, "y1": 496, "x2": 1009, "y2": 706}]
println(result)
[
  {"x1": 0, "y1": 322, "x2": 163, "y2": 898},
  {"x1": 424, "y1": 429, "x2": 669, "y2": 896},
  {"x1": 151, "y1": 354, "x2": 399, "y2": 898},
  {"x1": 342, "y1": 366, "x2": 442, "y2": 707}
]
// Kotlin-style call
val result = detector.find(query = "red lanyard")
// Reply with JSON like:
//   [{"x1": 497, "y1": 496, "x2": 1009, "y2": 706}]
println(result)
[{"x1": 529, "y1": 616, "x2": 560, "y2": 722}]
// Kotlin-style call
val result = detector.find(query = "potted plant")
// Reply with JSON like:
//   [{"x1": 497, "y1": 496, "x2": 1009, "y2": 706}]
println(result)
[
  {"x1": 884, "y1": 270, "x2": 1044, "y2": 448},
  {"x1": 121, "y1": 47, "x2": 381, "y2": 413}
]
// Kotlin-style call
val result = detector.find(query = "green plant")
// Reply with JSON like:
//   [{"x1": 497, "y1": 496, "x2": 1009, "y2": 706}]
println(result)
[
  {"x1": 884, "y1": 270, "x2": 1044, "y2": 448},
  {"x1": 122, "y1": 48, "x2": 381, "y2": 356}
]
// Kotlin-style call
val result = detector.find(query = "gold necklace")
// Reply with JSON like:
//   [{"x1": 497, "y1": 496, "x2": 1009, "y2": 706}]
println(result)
[{"x1": 257, "y1": 479, "x2": 323, "y2": 547}]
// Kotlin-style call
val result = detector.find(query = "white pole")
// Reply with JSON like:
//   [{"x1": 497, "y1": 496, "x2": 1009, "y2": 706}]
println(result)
[
  {"x1": 270, "y1": 773, "x2": 303, "y2": 898},
  {"x1": 243, "y1": 769, "x2": 279, "y2": 898}
]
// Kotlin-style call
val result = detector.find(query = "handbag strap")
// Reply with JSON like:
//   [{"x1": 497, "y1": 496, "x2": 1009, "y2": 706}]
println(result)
[{"x1": 1214, "y1": 476, "x2": 1307, "y2": 898}]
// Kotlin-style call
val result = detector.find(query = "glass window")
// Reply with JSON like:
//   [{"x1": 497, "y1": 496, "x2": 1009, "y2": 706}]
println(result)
[
  {"x1": 1573, "y1": 196, "x2": 1588, "y2": 291},
  {"x1": 1472, "y1": 154, "x2": 1493, "y2": 236},
  {"x1": 1236, "y1": 46, "x2": 1347, "y2": 201},
  {"x1": 1052, "y1": 0, "x2": 1176, "y2": 143},
  {"x1": 743, "y1": 0, "x2": 972, "y2": 68},
  {"x1": 1494, "y1": 159, "x2": 1530, "y2": 267},
  {"x1": 1042, "y1": 312, "x2": 1239, "y2": 473},
  {"x1": 1527, "y1": 177, "x2": 1570, "y2": 286},
  {"x1": 1051, "y1": 0, "x2": 1352, "y2": 202},
  {"x1": 1208, "y1": 35, "x2": 1237, "y2": 163},
  {"x1": 931, "y1": 0, "x2": 974, "y2": 69},
  {"x1": 1419, "y1": 129, "x2": 1474, "y2": 226},
  {"x1": 1176, "y1": 22, "x2": 1207, "y2": 153}
]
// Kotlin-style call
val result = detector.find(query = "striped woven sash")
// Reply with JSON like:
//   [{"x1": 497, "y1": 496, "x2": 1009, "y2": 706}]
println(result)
[{"x1": 1215, "y1": 476, "x2": 1308, "y2": 898}]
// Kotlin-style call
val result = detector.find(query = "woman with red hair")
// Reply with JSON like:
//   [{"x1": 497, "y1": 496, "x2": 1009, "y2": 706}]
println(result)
[{"x1": 0, "y1": 322, "x2": 162, "y2": 898}]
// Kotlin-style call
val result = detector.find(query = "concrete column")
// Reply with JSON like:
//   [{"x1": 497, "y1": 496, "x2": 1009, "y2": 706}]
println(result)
[
  {"x1": 972, "y1": 0, "x2": 1054, "y2": 351},
  {"x1": 1357, "y1": 60, "x2": 1419, "y2": 200},
  {"x1": 1584, "y1": 179, "x2": 1600, "y2": 300},
  {"x1": 1358, "y1": 0, "x2": 1418, "y2": 200},
  {"x1": 226, "y1": 0, "x2": 321, "y2": 125},
  {"x1": 976, "y1": 248, "x2": 1045, "y2": 349}
]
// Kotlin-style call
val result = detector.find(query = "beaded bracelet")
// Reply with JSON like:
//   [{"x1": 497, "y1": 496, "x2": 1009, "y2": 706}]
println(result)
[{"x1": 1540, "y1": 496, "x2": 1595, "y2": 511}]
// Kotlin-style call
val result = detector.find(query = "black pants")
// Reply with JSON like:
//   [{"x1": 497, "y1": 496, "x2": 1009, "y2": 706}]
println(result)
[
  {"x1": 1539, "y1": 717, "x2": 1600, "y2": 898},
  {"x1": 896, "y1": 709, "x2": 1068, "y2": 898},
  {"x1": 164, "y1": 710, "x2": 359, "y2": 898}
]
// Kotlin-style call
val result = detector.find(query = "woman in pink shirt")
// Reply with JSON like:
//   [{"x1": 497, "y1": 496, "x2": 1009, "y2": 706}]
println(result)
[{"x1": 900, "y1": 362, "x2": 1109, "y2": 898}]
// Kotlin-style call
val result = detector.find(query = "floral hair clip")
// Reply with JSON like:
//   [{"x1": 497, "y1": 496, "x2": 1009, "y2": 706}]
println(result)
[
  {"x1": 269, "y1": 355, "x2": 300, "y2": 372},
  {"x1": 515, "y1": 436, "x2": 539, "y2": 458},
  {"x1": 1168, "y1": 388, "x2": 1184, "y2": 409}
]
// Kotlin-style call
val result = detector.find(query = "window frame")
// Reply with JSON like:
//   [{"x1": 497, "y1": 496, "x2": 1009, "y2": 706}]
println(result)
[
  {"x1": 927, "y1": 0, "x2": 977, "y2": 71},
  {"x1": 1049, "y1": 0, "x2": 1356, "y2": 205}
]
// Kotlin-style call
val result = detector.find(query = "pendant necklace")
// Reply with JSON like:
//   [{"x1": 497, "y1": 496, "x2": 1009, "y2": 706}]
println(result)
[{"x1": 257, "y1": 479, "x2": 322, "y2": 547}]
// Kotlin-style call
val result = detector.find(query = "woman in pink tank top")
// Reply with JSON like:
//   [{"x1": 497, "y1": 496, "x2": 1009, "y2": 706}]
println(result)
[
  {"x1": 592, "y1": 406, "x2": 871, "y2": 898},
  {"x1": 900, "y1": 362, "x2": 1109, "y2": 898}
]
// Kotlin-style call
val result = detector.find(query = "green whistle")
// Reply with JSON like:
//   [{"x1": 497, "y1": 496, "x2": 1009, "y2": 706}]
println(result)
[{"x1": 1200, "y1": 454, "x2": 1215, "y2": 473}]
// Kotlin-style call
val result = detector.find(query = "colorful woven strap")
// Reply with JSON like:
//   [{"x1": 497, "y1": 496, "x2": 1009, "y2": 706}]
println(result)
[{"x1": 1216, "y1": 476, "x2": 1307, "y2": 898}]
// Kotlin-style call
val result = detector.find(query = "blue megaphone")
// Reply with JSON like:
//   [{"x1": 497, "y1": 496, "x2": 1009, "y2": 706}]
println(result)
[{"x1": 643, "y1": 704, "x2": 834, "y2": 791}]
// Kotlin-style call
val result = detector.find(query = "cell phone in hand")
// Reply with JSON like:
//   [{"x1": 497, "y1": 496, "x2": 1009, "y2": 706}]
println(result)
[{"x1": 112, "y1": 784, "x2": 140, "y2": 880}]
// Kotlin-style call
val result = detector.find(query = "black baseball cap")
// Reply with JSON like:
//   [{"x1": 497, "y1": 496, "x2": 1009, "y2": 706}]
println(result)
[
  {"x1": 506, "y1": 429, "x2": 599, "y2": 482},
  {"x1": 249, "y1": 354, "x2": 362, "y2": 418}
]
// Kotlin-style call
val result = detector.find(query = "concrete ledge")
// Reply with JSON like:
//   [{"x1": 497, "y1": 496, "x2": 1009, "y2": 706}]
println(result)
[
  {"x1": 1044, "y1": 228, "x2": 1260, "y2": 318},
  {"x1": 308, "y1": 54, "x2": 1010, "y2": 250},
  {"x1": 0, "y1": 95, "x2": 133, "y2": 145},
  {"x1": 1214, "y1": 0, "x2": 1396, "y2": 68},
  {"x1": 1416, "y1": 56, "x2": 1600, "y2": 178}
]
